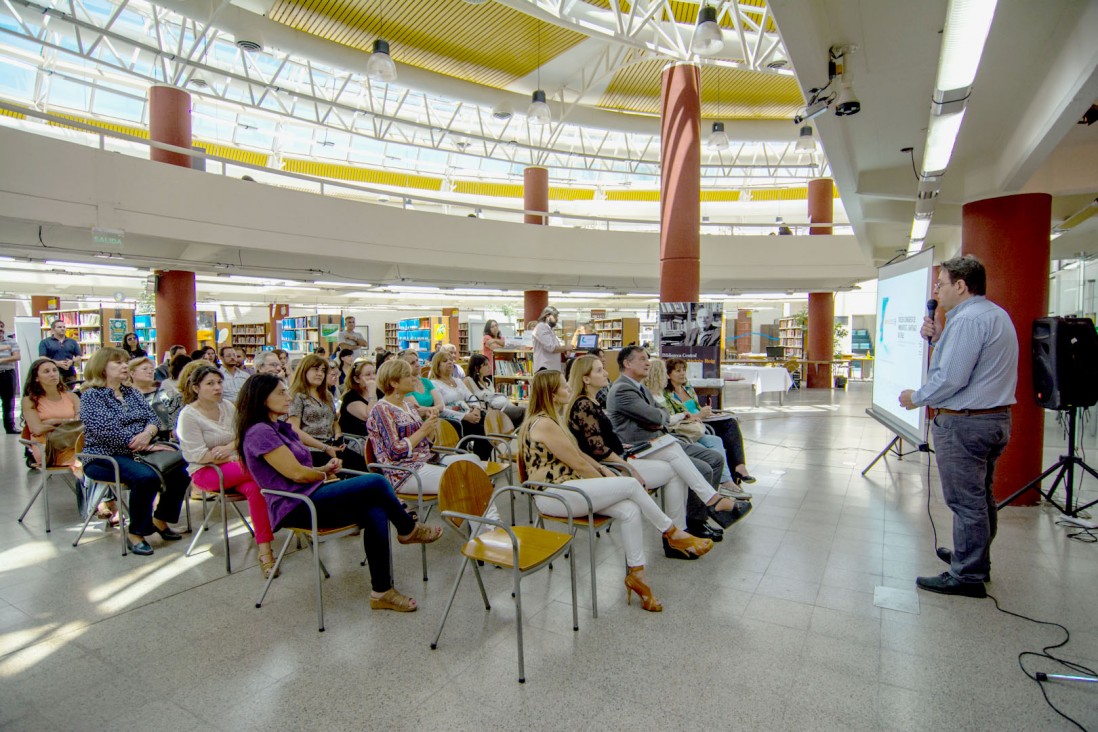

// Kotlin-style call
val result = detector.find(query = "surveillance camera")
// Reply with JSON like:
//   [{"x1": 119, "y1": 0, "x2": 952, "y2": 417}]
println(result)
[{"x1": 834, "y1": 83, "x2": 861, "y2": 116}]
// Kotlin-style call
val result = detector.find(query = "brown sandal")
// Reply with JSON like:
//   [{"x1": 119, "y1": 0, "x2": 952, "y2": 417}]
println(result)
[
  {"x1": 397, "y1": 523, "x2": 442, "y2": 545},
  {"x1": 370, "y1": 588, "x2": 417, "y2": 612},
  {"x1": 259, "y1": 554, "x2": 280, "y2": 580}
]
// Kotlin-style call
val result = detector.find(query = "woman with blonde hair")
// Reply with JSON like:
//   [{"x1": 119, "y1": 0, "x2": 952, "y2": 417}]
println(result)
[
  {"x1": 429, "y1": 349, "x2": 490, "y2": 459},
  {"x1": 520, "y1": 370, "x2": 712, "y2": 612},
  {"x1": 128, "y1": 356, "x2": 182, "y2": 437},
  {"x1": 79, "y1": 348, "x2": 189, "y2": 556}
]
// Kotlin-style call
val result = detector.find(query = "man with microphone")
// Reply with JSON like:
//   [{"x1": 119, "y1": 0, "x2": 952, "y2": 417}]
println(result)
[{"x1": 899, "y1": 255, "x2": 1018, "y2": 598}]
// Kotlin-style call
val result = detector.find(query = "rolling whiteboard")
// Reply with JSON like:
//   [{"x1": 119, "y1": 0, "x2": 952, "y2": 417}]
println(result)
[{"x1": 869, "y1": 249, "x2": 933, "y2": 446}]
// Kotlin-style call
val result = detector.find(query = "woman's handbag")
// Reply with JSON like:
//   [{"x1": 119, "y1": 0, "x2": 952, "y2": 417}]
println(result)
[
  {"x1": 670, "y1": 420, "x2": 706, "y2": 442},
  {"x1": 135, "y1": 445, "x2": 187, "y2": 491}
]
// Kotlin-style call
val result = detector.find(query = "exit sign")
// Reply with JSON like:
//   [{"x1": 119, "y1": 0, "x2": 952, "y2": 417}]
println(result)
[{"x1": 92, "y1": 227, "x2": 124, "y2": 248}]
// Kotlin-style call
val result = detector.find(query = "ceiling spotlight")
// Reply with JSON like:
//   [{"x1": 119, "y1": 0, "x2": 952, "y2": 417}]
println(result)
[
  {"x1": 492, "y1": 101, "x2": 513, "y2": 120},
  {"x1": 708, "y1": 121, "x2": 730, "y2": 150},
  {"x1": 834, "y1": 81, "x2": 861, "y2": 116},
  {"x1": 367, "y1": 39, "x2": 398, "y2": 83},
  {"x1": 528, "y1": 89, "x2": 551, "y2": 125},
  {"x1": 693, "y1": 5, "x2": 725, "y2": 56},
  {"x1": 795, "y1": 125, "x2": 816, "y2": 153}
]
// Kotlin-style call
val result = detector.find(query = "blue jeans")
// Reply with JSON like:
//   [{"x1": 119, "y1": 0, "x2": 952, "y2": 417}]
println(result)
[
  {"x1": 931, "y1": 412, "x2": 1011, "y2": 583},
  {"x1": 697, "y1": 435, "x2": 733, "y2": 483},
  {"x1": 280, "y1": 474, "x2": 416, "y2": 593},
  {"x1": 82, "y1": 454, "x2": 188, "y2": 537}
]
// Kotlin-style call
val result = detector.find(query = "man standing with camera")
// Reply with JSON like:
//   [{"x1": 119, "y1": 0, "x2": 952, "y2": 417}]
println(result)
[{"x1": 899, "y1": 255, "x2": 1018, "y2": 598}]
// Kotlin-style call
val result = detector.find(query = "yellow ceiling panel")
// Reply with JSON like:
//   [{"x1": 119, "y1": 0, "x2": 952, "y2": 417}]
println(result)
[
  {"x1": 748, "y1": 187, "x2": 807, "y2": 201},
  {"x1": 268, "y1": 0, "x2": 587, "y2": 89},
  {"x1": 605, "y1": 190, "x2": 660, "y2": 202},
  {"x1": 283, "y1": 158, "x2": 443, "y2": 190},
  {"x1": 48, "y1": 113, "x2": 149, "y2": 138},
  {"x1": 600, "y1": 60, "x2": 802, "y2": 118},
  {"x1": 193, "y1": 142, "x2": 270, "y2": 167}
]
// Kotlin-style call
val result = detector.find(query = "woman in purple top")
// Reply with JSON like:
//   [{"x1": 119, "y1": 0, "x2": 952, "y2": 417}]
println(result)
[{"x1": 237, "y1": 374, "x2": 442, "y2": 612}]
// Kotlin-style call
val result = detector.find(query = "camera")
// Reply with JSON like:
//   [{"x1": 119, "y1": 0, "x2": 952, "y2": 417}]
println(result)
[{"x1": 834, "y1": 82, "x2": 861, "y2": 117}]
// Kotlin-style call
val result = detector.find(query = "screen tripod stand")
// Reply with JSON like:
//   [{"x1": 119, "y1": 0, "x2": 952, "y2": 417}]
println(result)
[{"x1": 997, "y1": 407, "x2": 1098, "y2": 516}]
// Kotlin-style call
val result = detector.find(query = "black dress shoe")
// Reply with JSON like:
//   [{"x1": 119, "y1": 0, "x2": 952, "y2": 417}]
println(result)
[
  {"x1": 126, "y1": 537, "x2": 154, "y2": 556},
  {"x1": 915, "y1": 571, "x2": 986, "y2": 598},
  {"x1": 704, "y1": 522, "x2": 724, "y2": 540},
  {"x1": 737, "y1": 473, "x2": 756, "y2": 485},
  {"x1": 153, "y1": 525, "x2": 183, "y2": 541},
  {"x1": 707, "y1": 500, "x2": 753, "y2": 529},
  {"x1": 686, "y1": 522, "x2": 722, "y2": 542},
  {"x1": 662, "y1": 536, "x2": 700, "y2": 560},
  {"x1": 935, "y1": 547, "x2": 990, "y2": 581}
]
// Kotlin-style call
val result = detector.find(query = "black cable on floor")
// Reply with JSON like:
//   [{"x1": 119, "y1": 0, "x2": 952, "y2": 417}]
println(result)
[
  {"x1": 987, "y1": 593, "x2": 1097, "y2": 732},
  {"x1": 1055, "y1": 519, "x2": 1098, "y2": 544}
]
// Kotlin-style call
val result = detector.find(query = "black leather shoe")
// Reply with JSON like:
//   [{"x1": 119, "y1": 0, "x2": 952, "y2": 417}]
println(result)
[
  {"x1": 708, "y1": 500, "x2": 753, "y2": 529},
  {"x1": 736, "y1": 473, "x2": 757, "y2": 484},
  {"x1": 705, "y1": 522, "x2": 724, "y2": 540},
  {"x1": 126, "y1": 537, "x2": 154, "y2": 556},
  {"x1": 915, "y1": 571, "x2": 986, "y2": 598},
  {"x1": 153, "y1": 525, "x2": 183, "y2": 541},
  {"x1": 935, "y1": 547, "x2": 990, "y2": 581},
  {"x1": 686, "y1": 522, "x2": 722, "y2": 542},
  {"x1": 662, "y1": 536, "x2": 700, "y2": 560}
]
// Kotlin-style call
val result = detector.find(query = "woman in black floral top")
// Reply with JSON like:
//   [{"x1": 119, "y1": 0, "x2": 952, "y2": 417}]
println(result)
[
  {"x1": 79, "y1": 348, "x2": 189, "y2": 556},
  {"x1": 519, "y1": 371, "x2": 712, "y2": 612}
]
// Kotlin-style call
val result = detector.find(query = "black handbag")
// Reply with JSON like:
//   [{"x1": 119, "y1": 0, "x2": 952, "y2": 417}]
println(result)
[{"x1": 135, "y1": 445, "x2": 187, "y2": 491}]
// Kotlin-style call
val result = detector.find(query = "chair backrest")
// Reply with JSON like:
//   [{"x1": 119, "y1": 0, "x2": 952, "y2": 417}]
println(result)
[
  {"x1": 436, "y1": 419, "x2": 460, "y2": 448},
  {"x1": 420, "y1": 365, "x2": 431, "y2": 378},
  {"x1": 484, "y1": 409, "x2": 513, "y2": 436},
  {"x1": 516, "y1": 445, "x2": 528, "y2": 483},
  {"x1": 437, "y1": 461, "x2": 494, "y2": 530}
]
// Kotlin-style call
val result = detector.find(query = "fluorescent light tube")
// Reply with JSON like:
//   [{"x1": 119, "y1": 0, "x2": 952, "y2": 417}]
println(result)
[
  {"x1": 910, "y1": 216, "x2": 931, "y2": 241},
  {"x1": 936, "y1": 0, "x2": 999, "y2": 92},
  {"x1": 921, "y1": 109, "x2": 965, "y2": 174}
]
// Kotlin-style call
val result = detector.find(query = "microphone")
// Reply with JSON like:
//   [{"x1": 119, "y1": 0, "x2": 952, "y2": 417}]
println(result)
[{"x1": 926, "y1": 299, "x2": 938, "y2": 343}]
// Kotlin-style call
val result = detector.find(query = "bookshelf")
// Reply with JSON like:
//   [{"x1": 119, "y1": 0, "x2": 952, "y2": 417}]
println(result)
[
  {"x1": 231, "y1": 322, "x2": 271, "y2": 361},
  {"x1": 133, "y1": 314, "x2": 156, "y2": 361},
  {"x1": 593, "y1": 317, "x2": 640, "y2": 349},
  {"x1": 384, "y1": 322, "x2": 400, "y2": 350},
  {"x1": 279, "y1": 314, "x2": 340, "y2": 353},
  {"x1": 492, "y1": 348, "x2": 533, "y2": 401},
  {"x1": 39, "y1": 307, "x2": 134, "y2": 378},
  {"x1": 397, "y1": 316, "x2": 447, "y2": 352},
  {"x1": 458, "y1": 322, "x2": 470, "y2": 357},
  {"x1": 778, "y1": 316, "x2": 804, "y2": 360}
]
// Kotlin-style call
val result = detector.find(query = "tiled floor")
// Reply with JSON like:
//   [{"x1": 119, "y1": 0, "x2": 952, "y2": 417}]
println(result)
[{"x1": 2, "y1": 383, "x2": 1097, "y2": 731}]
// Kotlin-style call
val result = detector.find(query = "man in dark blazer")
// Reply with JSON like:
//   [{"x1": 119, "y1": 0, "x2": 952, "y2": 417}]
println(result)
[{"x1": 607, "y1": 345, "x2": 750, "y2": 541}]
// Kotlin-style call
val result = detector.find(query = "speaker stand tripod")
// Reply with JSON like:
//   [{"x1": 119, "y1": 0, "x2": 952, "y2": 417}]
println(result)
[{"x1": 998, "y1": 407, "x2": 1098, "y2": 516}]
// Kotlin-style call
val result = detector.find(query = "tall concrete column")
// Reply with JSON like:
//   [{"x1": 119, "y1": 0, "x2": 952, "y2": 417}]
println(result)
[
  {"x1": 659, "y1": 63, "x2": 701, "y2": 303},
  {"x1": 961, "y1": 193, "x2": 1051, "y2": 503},
  {"x1": 149, "y1": 85, "x2": 197, "y2": 356},
  {"x1": 154, "y1": 270, "x2": 197, "y2": 356},
  {"x1": 805, "y1": 177, "x2": 835, "y2": 387},
  {"x1": 524, "y1": 290, "x2": 548, "y2": 329},
  {"x1": 806, "y1": 293, "x2": 835, "y2": 388},
  {"x1": 808, "y1": 178, "x2": 834, "y2": 235},
  {"x1": 524, "y1": 166, "x2": 549, "y2": 225}
]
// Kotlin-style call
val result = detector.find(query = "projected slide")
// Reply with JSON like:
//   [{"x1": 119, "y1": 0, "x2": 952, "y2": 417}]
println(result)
[{"x1": 870, "y1": 249, "x2": 933, "y2": 444}]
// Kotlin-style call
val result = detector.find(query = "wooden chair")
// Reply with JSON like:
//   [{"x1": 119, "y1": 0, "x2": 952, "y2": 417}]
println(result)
[
  {"x1": 518, "y1": 449, "x2": 609, "y2": 619},
  {"x1": 439, "y1": 419, "x2": 520, "y2": 521},
  {"x1": 184, "y1": 463, "x2": 256, "y2": 574},
  {"x1": 784, "y1": 359, "x2": 801, "y2": 389},
  {"x1": 431, "y1": 461, "x2": 577, "y2": 684},
  {"x1": 17, "y1": 429, "x2": 84, "y2": 534},
  {"x1": 255, "y1": 478, "x2": 361, "y2": 632}
]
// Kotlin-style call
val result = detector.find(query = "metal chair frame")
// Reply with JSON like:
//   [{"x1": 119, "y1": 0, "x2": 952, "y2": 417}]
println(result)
[
  {"x1": 185, "y1": 463, "x2": 256, "y2": 573},
  {"x1": 73, "y1": 453, "x2": 132, "y2": 555},
  {"x1": 432, "y1": 485, "x2": 577, "y2": 684},
  {"x1": 17, "y1": 437, "x2": 81, "y2": 533}
]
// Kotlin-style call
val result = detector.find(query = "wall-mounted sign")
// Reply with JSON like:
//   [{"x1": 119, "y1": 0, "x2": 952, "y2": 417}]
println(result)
[
  {"x1": 92, "y1": 227, "x2": 124, "y2": 249},
  {"x1": 108, "y1": 318, "x2": 127, "y2": 343}
]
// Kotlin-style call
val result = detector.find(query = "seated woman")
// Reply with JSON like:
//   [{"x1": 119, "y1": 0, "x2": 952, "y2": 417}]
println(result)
[
  {"x1": 21, "y1": 358, "x2": 81, "y2": 467},
  {"x1": 663, "y1": 357, "x2": 755, "y2": 491},
  {"x1": 128, "y1": 356, "x2": 183, "y2": 437},
  {"x1": 326, "y1": 362, "x2": 342, "y2": 410},
  {"x1": 159, "y1": 353, "x2": 193, "y2": 398},
  {"x1": 463, "y1": 353, "x2": 524, "y2": 430},
  {"x1": 238, "y1": 373, "x2": 440, "y2": 612},
  {"x1": 286, "y1": 353, "x2": 349, "y2": 468},
  {"x1": 336, "y1": 348, "x2": 355, "y2": 387},
  {"x1": 121, "y1": 332, "x2": 148, "y2": 359},
  {"x1": 397, "y1": 350, "x2": 434, "y2": 414},
  {"x1": 79, "y1": 348, "x2": 189, "y2": 556},
  {"x1": 645, "y1": 358, "x2": 751, "y2": 501},
  {"x1": 366, "y1": 359, "x2": 481, "y2": 497},
  {"x1": 520, "y1": 370, "x2": 712, "y2": 612},
  {"x1": 428, "y1": 350, "x2": 491, "y2": 460},
  {"x1": 176, "y1": 364, "x2": 277, "y2": 578},
  {"x1": 338, "y1": 359, "x2": 377, "y2": 437}
]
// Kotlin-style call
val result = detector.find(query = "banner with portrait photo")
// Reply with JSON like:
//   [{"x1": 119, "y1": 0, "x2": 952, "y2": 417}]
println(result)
[{"x1": 659, "y1": 302, "x2": 723, "y2": 378}]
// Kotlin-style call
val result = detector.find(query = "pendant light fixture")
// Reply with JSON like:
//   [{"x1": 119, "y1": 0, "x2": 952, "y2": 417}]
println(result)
[
  {"x1": 528, "y1": 20, "x2": 551, "y2": 125},
  {"x1": 367, "y1": 0, "x2": 397, "y2": 82},
  {"x1": 707, "y1": 66, "x2": 729, "y2": 149},
  {"x1": 693, "y1": 4, "x2": 725, "y2": 56},
  {"x1": 795, "y1": 125, "x2": 816, "y2": 153}
]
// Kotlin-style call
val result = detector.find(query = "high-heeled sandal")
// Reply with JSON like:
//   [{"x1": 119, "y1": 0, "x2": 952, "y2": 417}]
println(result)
[
  {"x1": 370, "y1": 588, "x2": 417, "y2": 612},
  {"x1": 259, "y1": 554, "x2": 280, "y2": 580},
  {"x1": 663, "y1": 529, "x2": 714, "y2": 559},
  {"x1": 397, "y1": 523, "x2": 442, "y2": 545},
  {"x1": 624, "y1": 567, "x2": 662, "y2": 612}
]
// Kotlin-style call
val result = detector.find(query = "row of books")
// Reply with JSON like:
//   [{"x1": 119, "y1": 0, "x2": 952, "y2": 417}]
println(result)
[{"x1": 494, "y1": 358, "x2": 532, "y2": 376}]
